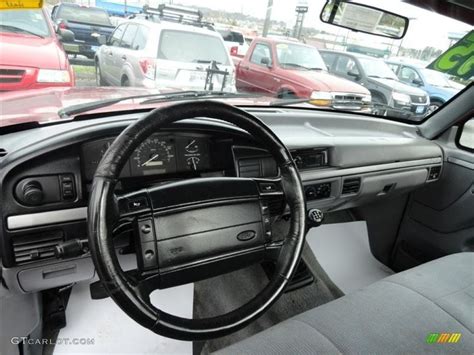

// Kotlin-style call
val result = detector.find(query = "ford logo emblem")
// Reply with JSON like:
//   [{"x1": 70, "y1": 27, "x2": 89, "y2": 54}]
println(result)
[{"x1": 237, "y1": 230, "x2": 256, "y2": 241}]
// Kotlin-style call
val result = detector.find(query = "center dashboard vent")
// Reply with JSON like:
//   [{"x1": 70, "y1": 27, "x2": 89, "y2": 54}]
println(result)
[
  {"x1": 342, "y1": 177, "x2": 361, "y2": 195},
  {"x1": 13, "y1": 231, "x2": 63, "y2": 265}
]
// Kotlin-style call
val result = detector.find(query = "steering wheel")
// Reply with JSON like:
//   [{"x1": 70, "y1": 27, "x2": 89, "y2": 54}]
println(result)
[{"x1": 88, "y1": 101, "x2": 306, "y2": 340}]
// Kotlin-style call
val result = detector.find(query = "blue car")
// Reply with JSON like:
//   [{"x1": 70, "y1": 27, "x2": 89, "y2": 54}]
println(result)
[{"x1": 386, "y1": 60, "x2": 460, "y2": 114}]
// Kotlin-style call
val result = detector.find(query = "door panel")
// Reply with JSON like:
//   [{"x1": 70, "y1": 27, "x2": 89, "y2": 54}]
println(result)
[
  {"x1": 242, "y1": 43, "x2": 274, "y2": 94},
  {"x1": 104, "y1": 24, "x2": 127, "y2": 86},
  {"x1": 392, "y1": 127, "x2": 474, "y2": 270}
]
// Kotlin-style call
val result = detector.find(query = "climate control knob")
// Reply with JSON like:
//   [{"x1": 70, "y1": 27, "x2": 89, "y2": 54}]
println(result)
[{"x1": 22, "y1": 181, "x2": 44, "y2": 205}]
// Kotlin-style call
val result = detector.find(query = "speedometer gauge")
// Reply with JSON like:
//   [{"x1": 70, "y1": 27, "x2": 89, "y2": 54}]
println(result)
[{"x1": 131, "y1": 137, "x2": 177, "y2": 175}]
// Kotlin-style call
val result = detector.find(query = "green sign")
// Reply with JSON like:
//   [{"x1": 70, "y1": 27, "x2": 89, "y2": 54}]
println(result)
[{"x1": 427, "y1": 30, "x2": 474, "y2": 80}]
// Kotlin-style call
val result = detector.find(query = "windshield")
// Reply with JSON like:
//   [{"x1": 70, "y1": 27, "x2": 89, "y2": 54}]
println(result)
[
  {"x1": 420, "y1": 68, "x2": 453, "y2": 88},
  {"x1": 276, "y1": 43, "x2": 327, "y2": 70},
  {"x1": 57, "y1": 6, "x2": 111, "y2": 26},
  {"x1": 0, "y1": 9, "x2": 50, "y2": 37},
  {"x1": 358, "y1": 58, "x2": 398, "y2": 79},
  {"x1": 158, "y1": 30, "x2": 230, "y2": 65},
  {"x1": 0, "y1": 0, "x2": 471, "y2": 128},
  {"x1": 217, "y1": 29, "x2": 244, "y2": 45}
]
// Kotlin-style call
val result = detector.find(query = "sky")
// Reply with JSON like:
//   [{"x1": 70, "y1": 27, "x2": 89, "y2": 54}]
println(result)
[{"x1": 169, "y1": 0, "x2": 472, "y2": 51}]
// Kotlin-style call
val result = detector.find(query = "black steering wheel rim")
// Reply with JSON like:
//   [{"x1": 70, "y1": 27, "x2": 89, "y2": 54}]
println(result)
[{"x1": 88, "y1": 101, "x2": 306, "y2": 340}]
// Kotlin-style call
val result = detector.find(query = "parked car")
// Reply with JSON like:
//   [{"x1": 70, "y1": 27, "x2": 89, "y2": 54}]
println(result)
[
  {"x1": 51, "y1": 3, "x2": 115, "y2": 59},
  {"x1": 386, "y1": 59, "x2": 461, "y2": 114},
  {"x1": 0, "y1": 8, "x2": 75, "y2": 91},
  {"x1": 320, "y1": 50, "x2": 430, "y2": 120},
  {"x1": 95, "y1": 19, "x2": 236, "y2": 91},
  {"x1": 215, "y1": 26, "x2": 249, "y2": 57},
  {"x1": 236, "y1": 37, "x2": 372, "y2": 112}
]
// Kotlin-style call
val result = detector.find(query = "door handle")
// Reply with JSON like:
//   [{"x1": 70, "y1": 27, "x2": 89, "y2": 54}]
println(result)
[
  {"x1": 107, "y1": 51, "x2": 113, "y2": 56},
  {"x1": 242, "y1": 66, "x2": 250, "y2": 70},
  {"x1": 121, "y1": 55, "x2": 127, "y2": 60}
]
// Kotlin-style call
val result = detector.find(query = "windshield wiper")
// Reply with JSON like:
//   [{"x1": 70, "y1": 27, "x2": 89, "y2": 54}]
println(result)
[
  {"x1": 0, "y1": 25, "x2": 44, "y2": 38},
  {"x1": 281, "y1": 63, "x2": 325, "y2": 71},
  {"x1": 140, "y1": 91, "x2": 258, "y2": 104},
  {"x1": 58, "y1": 91, "x2": 258, "y2": 118},
  {"x1": 269, "y1": 98, "x2": 314, "y2": 107},
  {"x1": 280, "y1": 63, "x2": 310, "y2": 70},
  {"x1": 194, "y1": 60, "x2": 223, "y2": 64}
]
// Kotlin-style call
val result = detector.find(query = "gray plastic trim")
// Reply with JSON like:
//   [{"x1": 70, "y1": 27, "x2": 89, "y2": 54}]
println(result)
[
  {"x1": 17, "y1": 257, "x2": 95, "y2": 292},
  {"x1": 7, "y1": 207, "x2": 87, "y2": 230},
  {"x1": 447, "y1": 156, "x2": 474, "y2": 170},
  {"x1": 300, "y1": 157, "x2": 442, "y2": 181},
  {"x1": 419, "y1": 85, "x2": 473, "y2": 139}
]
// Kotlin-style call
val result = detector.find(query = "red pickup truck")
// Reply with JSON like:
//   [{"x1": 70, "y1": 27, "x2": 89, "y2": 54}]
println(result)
[{"x1": 236, "y1": 37, "x2": 372, "y2": 112}]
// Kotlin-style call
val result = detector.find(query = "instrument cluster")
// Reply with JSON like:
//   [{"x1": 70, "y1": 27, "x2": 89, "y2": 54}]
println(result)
[{"x1": 81, "y1": 134, "x2": 211, "y2": 180}]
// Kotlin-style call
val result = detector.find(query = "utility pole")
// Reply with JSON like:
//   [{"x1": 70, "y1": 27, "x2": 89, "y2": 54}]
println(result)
[{"x1": 262, "y1": 0, "x2": 273, "y2": 37}]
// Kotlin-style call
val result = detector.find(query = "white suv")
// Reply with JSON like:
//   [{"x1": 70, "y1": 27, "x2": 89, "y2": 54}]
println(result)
[{"x1": 95, "y1": 19, "x2": 236, "y2": 92}]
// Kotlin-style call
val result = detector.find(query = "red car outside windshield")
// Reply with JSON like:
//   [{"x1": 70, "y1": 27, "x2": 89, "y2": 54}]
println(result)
[{"x1": 0, "y1": 9, "x2": 74, "y2": 91}]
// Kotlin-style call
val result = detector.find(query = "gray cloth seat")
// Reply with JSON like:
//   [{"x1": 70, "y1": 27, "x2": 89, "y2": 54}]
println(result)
[{"x1": 216, "y1": 252, "x2": 474, "y2": 354}]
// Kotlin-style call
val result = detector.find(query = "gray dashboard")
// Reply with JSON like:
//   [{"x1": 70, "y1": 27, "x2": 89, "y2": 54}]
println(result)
[{"x1": 0, "y1": 107, "x2": 443, "y2": 293}]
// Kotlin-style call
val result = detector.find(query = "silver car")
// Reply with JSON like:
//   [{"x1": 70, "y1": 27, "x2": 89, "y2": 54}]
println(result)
[{"x1": 95, "y1": 19, "x2": 236, "y2": 91}]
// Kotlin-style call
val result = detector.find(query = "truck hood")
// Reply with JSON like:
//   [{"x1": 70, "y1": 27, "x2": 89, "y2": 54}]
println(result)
[
  {"x1": 0, "y1": 33, "x2": 64, "y2": 70},
  {"x1": 0, "y1": 87, "x2": 280, "y2": 127},
  {"x1": 292, "y1": 70, "x2": 370, "y2": 95},
  {"x1": 429, "y1": 84, "x2": 459, "y2": 99},
  {"x1": 368, "y1": 77, "x2": 427, "y2": 95}
]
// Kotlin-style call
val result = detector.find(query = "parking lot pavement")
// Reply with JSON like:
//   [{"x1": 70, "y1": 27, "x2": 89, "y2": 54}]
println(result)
[{"x1": 73, "y1": 65, "x2": 96, "y2": 87}]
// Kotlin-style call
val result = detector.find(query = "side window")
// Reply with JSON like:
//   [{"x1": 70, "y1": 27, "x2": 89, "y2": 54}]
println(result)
[
  {"x1": 334, "y1": 56, "x2": 359, "y2": 75},
  {"x1": 400, "y1": 66, "x2": 422, "y2": 84},
  {"x1": 321, "y1": 52, "x2": 336, "y2": 71},
  {"x1": 132, "y1": 25, "x2": 148, "y2": 50},
  {"x1": 250, "y1": 43, "x2": 272, "y2": 66},
  {"x1": 120, "y1": 24, "x2": 138, "y2": 49},
  {"x1": 110, "y1": 24, "x2": 126, "y2": 47}
]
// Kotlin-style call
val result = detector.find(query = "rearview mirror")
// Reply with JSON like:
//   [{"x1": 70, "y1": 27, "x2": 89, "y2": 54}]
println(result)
[
  {"x1": 320, "y1": 0, "x2": 409, "y2": 39},
  {"x1": 459, "y1": 119, "x2": 474, "y2": 150},
  {"x1": 98, "y1": 34, "x2": 107, "y2": 45},
  {"x1": 261, "y1": 57, "x2": 272, "y2": 68}
]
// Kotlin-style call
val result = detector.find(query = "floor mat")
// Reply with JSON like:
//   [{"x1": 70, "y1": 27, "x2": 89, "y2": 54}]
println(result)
[
  {"x1": 306, "y1": 221, "x2": 394, "y2": 294},
  {"x1": 54, "y1": 256, "x2": 193, "y2": 355},
  {"x1": 195, "y1": 256, "x2": 339, "y2": 353}
]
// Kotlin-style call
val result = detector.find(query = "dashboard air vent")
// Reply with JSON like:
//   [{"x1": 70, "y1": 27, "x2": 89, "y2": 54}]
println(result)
[
  {"x1": 13, "y1": 232, "x2": 63, "y2": 265},
  {"x1": 342, "y1": 178, "x2": 361, "y2": 195},
  {"x1": 0, "y1": 148, "x2": 7, "y2": 158},
  {"x1": 238, "y1": 158, "x2": 261, "y2": 178}
]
